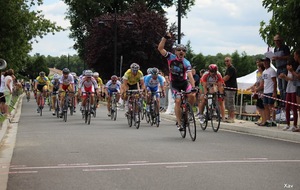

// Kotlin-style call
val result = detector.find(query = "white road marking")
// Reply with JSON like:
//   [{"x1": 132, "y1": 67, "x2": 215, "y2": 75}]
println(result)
[
  {"x1": 83, "y1": 168, "x2": 131, "y2": 172},
  {"x1": 10, "y1": 159, "x2": 300, "y2": 171},
  {"x1": 128, "y1": 161, "x2": 149, "y2": 164},
  {"x1": 9, "y1": 171, "x2": 38, "y2": 174},
  {"x1": 166, "y1": 165, "x2": 188, "y2": 168}
]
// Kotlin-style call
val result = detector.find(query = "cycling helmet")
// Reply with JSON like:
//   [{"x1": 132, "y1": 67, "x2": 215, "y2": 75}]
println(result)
[
  {"x1": 147, "y1": 68, "x2": 152, "y2": 74},
  {"x1": 208, "y1": 64, "x2": 218, "y2": 73},
  {"x1": 39, "y1": 71, "x2": 45, "y2": 77},
  {"x1": 85, "y1": 70, "x2": 93, "y2": 77},
  {"x1": 111, "y1": 75, "x2": 118, "y2": 80},
  {"x1": 130, "y1": 63, "x2": 140, "y2": 72},
  {"x1": 93, "y1": 72, "x2": 99, "y2": 77},
  {"x1": 150, "y1": 67, "x2": 159, "y2": 75},
  {"x1": 53, "y1": 74, "x2": 60, "y2": 80},
  {"x1": 70, "y1": 72, "x2": 77, "y2": 77},
  {"x1": 62, "y1": 68, "x2": 70, "y2": 74},
  {"x1": 174, "y1": 44, "x2": 187, "y2": 51}
]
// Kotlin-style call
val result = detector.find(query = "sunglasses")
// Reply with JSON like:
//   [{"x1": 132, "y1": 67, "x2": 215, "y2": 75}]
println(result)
[
  {"x1": 224, "y1": 60, "x2": 230, "y2": 62},
  {"x1": 112, "y1": 80, "x2": 117, "y2": 82},
  {"x1": 176, "y1": 49, "x2": 186, "y2": 52}
]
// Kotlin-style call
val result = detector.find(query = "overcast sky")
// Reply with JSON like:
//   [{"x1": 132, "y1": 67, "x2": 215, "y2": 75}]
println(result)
[{"x1": 30, "y1": 0, "x2": 272, "y2": 57}]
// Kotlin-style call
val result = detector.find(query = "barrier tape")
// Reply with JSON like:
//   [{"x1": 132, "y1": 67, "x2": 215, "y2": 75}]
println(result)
[{"x1": 223, "y1": 86, "x2": 300, "y2": 107}]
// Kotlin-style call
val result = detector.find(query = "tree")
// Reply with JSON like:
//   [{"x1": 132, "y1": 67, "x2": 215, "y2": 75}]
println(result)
[
  {"x1": 259, "y1": 0, "x2": 300, "y2": 51},
  {"x1": 85, "y1": 2, "x2": 178, "y2": 78},
  {"x1": 0, "y1": 0, "x2": 63, "y2": 72},
  {"x1": 64, "y1": 0, "x2": 195, "y2": 60}
]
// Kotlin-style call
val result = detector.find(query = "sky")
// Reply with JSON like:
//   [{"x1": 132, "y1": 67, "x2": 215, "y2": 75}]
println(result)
[{"x1": 30, "y1": 0, "x2": 272, "y2": 57}]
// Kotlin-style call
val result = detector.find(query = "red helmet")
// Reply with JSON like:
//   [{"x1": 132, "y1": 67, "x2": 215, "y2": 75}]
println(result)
[
  {"x1": 208, "y1": 64, "x2": 218, "y2": 73},
  {"x1": 111, "y1": 75, "x2": 118, "y2": 80}
]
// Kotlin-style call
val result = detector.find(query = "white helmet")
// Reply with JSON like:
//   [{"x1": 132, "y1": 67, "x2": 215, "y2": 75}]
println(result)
[
  {"x1": 53, "y1": 74, "x2": 60, "y2": 80},
  {"x1": 93, "y1": 72, "x2": 99, "y2": 77},
  {"x1": 70, "y1": 72, "x2": 77, "y2": 77},
  {"x1": 85, "y1": 70, "x2": 93, "y2": 77}
]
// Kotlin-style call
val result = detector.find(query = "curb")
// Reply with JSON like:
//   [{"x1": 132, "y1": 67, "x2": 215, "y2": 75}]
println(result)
[
  {"x1": 160, "y1": 112, "x2": 300, "y2": 143},
  {"x1": 0, "y1": 94, "x2": 23, "y2": 145}
]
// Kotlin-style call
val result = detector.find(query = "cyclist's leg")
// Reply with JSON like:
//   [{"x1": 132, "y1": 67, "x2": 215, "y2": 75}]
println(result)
[{"x1": 107, "y1": 90, "x2": 112, "y2": 114}]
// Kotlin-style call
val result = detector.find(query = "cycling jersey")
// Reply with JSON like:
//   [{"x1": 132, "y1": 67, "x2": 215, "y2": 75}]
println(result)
[
  {"x1": 79, "y1": 76, "x2": 98, "y2": 91},
  {"x1": 36, "y1": 76, "x2": 49, "y2": 85},
  {"x1": 95, "y1": 77, "x2": 103, "y2": 88},
  {"x1": 122, "y1": 69, "x2": 144, "y2": 85},
  {"x1": 59, "y1": 74, "x2": 74, "y2": 86},
  {"x1": 105, "y1": 80, "x2": 121, "y2": 95},
  {"x1": 51, "y1": 79, "x2": 60, "y2": 92},
  {"x1": 165, "y1": 52, "x2": 192, "y2": 82},
  {"x1": 144, "y1": 75, "x2": 164, "y2": 89},
  {"x1": 201, "y1": 71, "x2": 224, "y2": 88}
]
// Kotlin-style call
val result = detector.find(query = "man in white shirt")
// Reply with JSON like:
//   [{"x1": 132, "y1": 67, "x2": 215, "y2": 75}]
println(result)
[{"x1": 261, "y1": 58, "x2": 277, "y2": 126}]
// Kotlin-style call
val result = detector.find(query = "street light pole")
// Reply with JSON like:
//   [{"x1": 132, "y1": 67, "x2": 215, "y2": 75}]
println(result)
[
  {"x1": 178, "y1": 0, "x2": 182, "y2": 44},
  {"x1": 113, "y1": 7, "x2": 117, "y2": 75}
]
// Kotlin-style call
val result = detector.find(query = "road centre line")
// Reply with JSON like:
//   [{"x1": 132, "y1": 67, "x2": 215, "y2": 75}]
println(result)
[
  {"x1": 83, "y1": 168, "x2": 131, "y2": 172},
  {"x1": 10, "y1": 159, "x2": 300, "y2": 171}
]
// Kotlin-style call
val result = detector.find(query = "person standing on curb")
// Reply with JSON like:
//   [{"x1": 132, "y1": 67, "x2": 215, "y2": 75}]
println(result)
[
  {"x1": 223, "y1": 57, "x2": 237, "y2": 123},
  {"x1": 288, "y1": 49, "x2": 300, "y2": 132},
  {"x1": 279, "y1": 58, "x2": 298, "y2": 131},
  {"x1": 273, "y1": 34, "x2": 290, "y2": 107},
  {"x1": 4, "y1": 69, "x2": 14, "y2": 118},
  {"x1": 261, "y1": 58, "x2": 277, "y2": 126}
]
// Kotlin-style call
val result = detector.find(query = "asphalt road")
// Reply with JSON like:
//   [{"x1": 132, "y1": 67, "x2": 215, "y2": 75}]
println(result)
[{"x1": 3, "y1": 96, "x2": 300, "y2": 190}]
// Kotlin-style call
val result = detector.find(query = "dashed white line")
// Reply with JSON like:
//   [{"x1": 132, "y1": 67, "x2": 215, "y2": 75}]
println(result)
[{"x1": 83, "y1": 168, "x2": 131, "y2": 172}]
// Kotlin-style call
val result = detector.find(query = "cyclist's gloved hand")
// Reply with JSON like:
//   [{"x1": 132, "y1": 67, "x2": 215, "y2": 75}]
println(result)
[{"x1": 191, "y1": 87, "x2": 197, "y2": 92}]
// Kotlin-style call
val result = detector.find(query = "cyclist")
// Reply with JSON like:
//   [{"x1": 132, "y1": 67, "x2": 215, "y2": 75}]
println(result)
[
  {"x1": 34, "y1": 71, "x2": 50, "y2": 113},
  {"x1": 78, "y1": 70, "x2": 99, "y2": 114},
  {"x1": 121, "y1": 63, "x2": 144, "y2": 112},
  {"x1": 50, "y1": 74, "x2": 60, "y2": 116},
  {"x1": 58, "y1": 68, "x2": 75, "y2": 117},
  {"x1": 104, "y1": 75, "x2": 121, "y2": 116},
  {"x1": 197, "y1": 64, "x2": 225, "y2": 123},
  {"x1": 143, "y1": 68, "x2": 165, "y2": 113},
  {"x1": 25, "y1": 81, "x2": 31, "y2": 92},
  {"x1": 93, "y1": 72, "x2": 104, "y2": 104},
  {"x1": 71, "y1": 72, "x2": 79, "y2": 112},
  {"x1": 158, "y1": 32, "x2": 196, "y2": 131}
]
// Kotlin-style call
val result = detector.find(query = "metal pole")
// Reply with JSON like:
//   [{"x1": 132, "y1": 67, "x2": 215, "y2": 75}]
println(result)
[
  {"x1": 120, "y1": 55, "x2": 123, "y2": 78},
  {"x1": 178, "y1": 0, "x2": 182, "y2": 44},
  {"x1": 113, "y1": 8, "x2": 117, "y2": 75}
]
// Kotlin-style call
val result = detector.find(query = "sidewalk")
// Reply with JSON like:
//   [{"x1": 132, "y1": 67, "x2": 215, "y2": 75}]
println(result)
[{"x1": 160, "y1": 112, "x2": 300, "y2": 143}]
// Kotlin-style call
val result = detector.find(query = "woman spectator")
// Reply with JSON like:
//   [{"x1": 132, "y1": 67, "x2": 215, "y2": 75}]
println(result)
[
  {"x1": 3, "y1": 69, "x2": 14, "y2": 117},
  {"x1": 250, "y1": 61, "x2": 267, "y2": 126},
  {"x1": 279, "y1": 58, "x2": 298, "y2": 131},
  {"x1": 289, "y1": 49, "x2": 300, "y2": 132}
]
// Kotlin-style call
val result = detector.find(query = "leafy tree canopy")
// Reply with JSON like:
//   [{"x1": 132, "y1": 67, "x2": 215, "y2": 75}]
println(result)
[
  {"x1": 0, "y1": 0, "x2": 64, "y2": 73},
  {"x1": 259, "y1": 0, "x2": 300, "y2": 51},
  {"x1": 64, "y1": 0, "x2": 195, "y2": 59}
]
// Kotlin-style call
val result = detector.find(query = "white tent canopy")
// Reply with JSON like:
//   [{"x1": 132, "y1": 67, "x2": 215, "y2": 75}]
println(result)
[{"x1": 237, "y1": 64, "x2": 277, "y2": 90}]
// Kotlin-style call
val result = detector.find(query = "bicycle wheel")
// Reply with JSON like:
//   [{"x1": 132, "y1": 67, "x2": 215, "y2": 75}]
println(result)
[
  {"x1": 56, "y1": 99, "x2": 60, "y2": 118},
  {"x1": 153, "y1": 101, "x2": 160, "y2": 127},
  {"x1": 186, "y1": 103, "x2": 196, "y2": 141},
  {"x1": 112, "y1": 99, "x2": 117, "y2": 121},
  {"x1": 179, "y1": 108, "x2": 186, "y2": 138},
  {"x1": 39, "y1": 96, "x2": 44, "y2": 116},
  {"x1": 26, "y1": 92, "x2": 30, "y2": 102},
  {"x1": 63, "y1": 103, "x2": 67, "y2": 122},
  {"x1": 210, "y1": 102, "x2": 220, "y2": 132},
  {"x1": 134, "y1": 100, "x2": 140, "y2": 129},
  {"x1": 127, "y1": 111, "x2": 132, "y2": 127},
  {"x1": 69, "y1": 97, "x2": 74, "y2": 116},
  {"x1": 200, "y1": 104, "x2": 209, "y2": 130}
]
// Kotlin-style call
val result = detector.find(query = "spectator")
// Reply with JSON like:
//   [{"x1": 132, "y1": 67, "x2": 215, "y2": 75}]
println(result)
[
  {"x1": 288, "y1": 49, "x2": 300, "y2": 132},
  {"x1": 192, "y1": 68, "x2": 200, "y2": 87},
  {"x1": 261, "y1": 58, "x2": 277, "y2": 126},
  {"x1": 163, "y1": 74, "x2": 170, "y2": 111},
  {"x1": 0, "y1": 71, "x2": 5, "y2": 114},
  {"x1": 273, "y1": 34, "x2": 290, "y2": 106},
  {"x1": 279, "y1": 58, "x2": 298, "y2": 131},
  {"x1": 223, "y1": 57, "x2": 238, "y2": 123},
  {"x1": 248, "y1": 60, "x2": 266, "y2": 126},
  {"x1": 3, "y1": 69, "x2": 14, "y2": 117}
]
